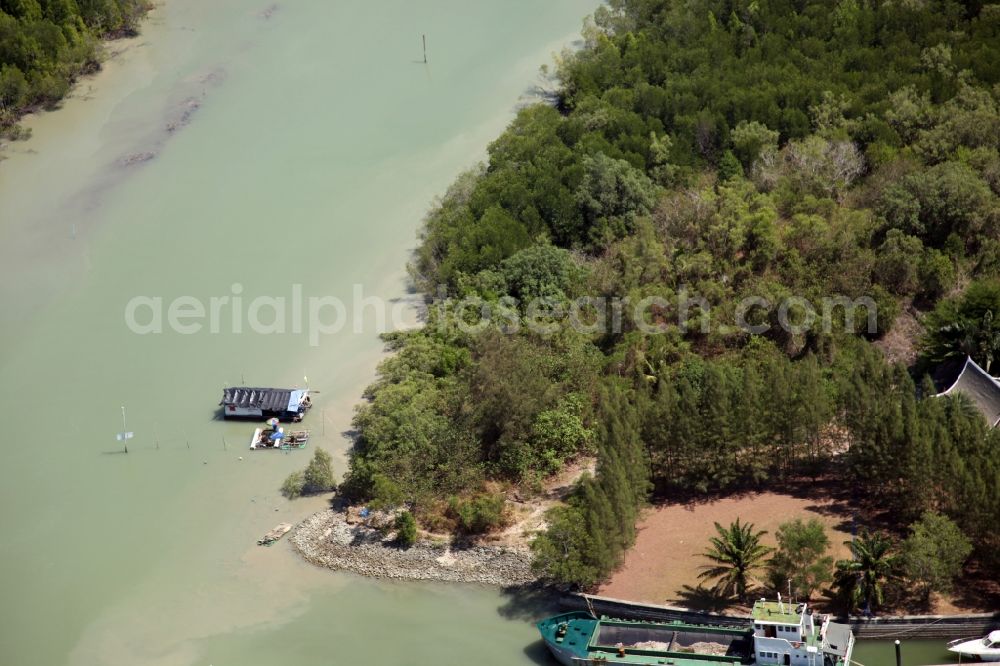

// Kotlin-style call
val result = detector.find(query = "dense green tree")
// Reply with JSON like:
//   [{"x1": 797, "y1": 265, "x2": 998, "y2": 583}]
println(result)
[
  {"x1": 532, "y1": 383, "x2": 650, "y2": 587},
  {"x1": 731, "y1": 120, "x2": 779, "y2": 170},
  {"x1": 497, "y1": 244, "x2": 584, "y2": 302},
  {"x1": 576, "y1": 152, "x2": 658, "y2": 247},
  {"x1": 922, "y1": 280, "x2": 1000, "y2": 369},
  {"x1": 768, "y1": 519, "x2": 834, "y2": 600},
  {"x1": 531, "y1": 394, "x2": 593, "y2": 474},
  {"x1": 717, "y1": 150, "x2": 744, "y2": 181},
  {"x1": 302, "y1": 448, "x2": 336, "y2": 495},
  {"x1": 531, "y1": 504, "x2": 601, "y2": 587},
  {"x1": 280, "y1": 471, "x2": 305, "y2": 500},
  {"x1": 438, "y1": 206, "x2": 532, "y2": 284},
  {"x1": 879, "y1": 161, "x2": 997, "y2": 248},
  {"x1": 393, "y1": 511, "x2": 418, "y2": 548},
  {"x1": 902, "y1": 512, "x2": 972, "y2": 598}
]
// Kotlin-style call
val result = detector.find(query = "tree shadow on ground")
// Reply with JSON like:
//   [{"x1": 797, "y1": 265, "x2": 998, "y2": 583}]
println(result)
[
  {"x1": 934, "y1": 560, "x2": 1000, "y2": 613},
  {"x1": 673, "y1": 584, "x2": 739, "y2": 614}
]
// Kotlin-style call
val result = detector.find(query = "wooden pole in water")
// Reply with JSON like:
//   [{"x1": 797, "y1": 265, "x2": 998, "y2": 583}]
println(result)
[
  {"x1": 894, "y1": 640, "x2": 901, "y2": 666},
  {"x1": 154, "y1": 422, "x2": 160, "y2": 450},
  {"x1": 121, "y1": 406, "x2": 128, "y2": 454},
  {"x1": 423, "y1": 34, "x2": 427, "y2": 63}
]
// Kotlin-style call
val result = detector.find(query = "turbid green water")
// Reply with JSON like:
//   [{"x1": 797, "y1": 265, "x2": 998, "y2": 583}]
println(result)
[
  {"x1": 0, "y1": 2, "x2": 588, "y2": 664},
  {"x1": 854, "y1": 638, "x2": 957, "y2": 666}
]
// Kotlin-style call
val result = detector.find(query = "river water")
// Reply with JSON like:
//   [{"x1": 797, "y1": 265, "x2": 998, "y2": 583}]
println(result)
[
  {"x1": 0, "y1": 2, "x2": 590, "y2": 664},
  {"x1": 0, "y1": 3, "x2": 969, "y2": 665}
]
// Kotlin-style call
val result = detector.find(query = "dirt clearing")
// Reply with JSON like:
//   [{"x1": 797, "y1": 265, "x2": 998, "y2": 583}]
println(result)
[{"x1": 598, "y1": 491, "x2": 854, "y2": 611}]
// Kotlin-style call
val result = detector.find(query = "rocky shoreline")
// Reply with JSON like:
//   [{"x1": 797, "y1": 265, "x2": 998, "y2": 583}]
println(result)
[{"x1": 290, "y1": 509, "x2": 537, "y2": 586}]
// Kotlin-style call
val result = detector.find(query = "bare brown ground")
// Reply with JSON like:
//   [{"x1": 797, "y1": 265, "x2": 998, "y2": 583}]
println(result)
[
  {"x1": 597, "y1": 490, "x2": 996, "y2": 614},
  {"x1": 489, "y1": 457, "x2": 598, "y2": 547},
  {"x1": 873, "y1": 302, "x2": 924, "y2": 367},
  {"x1": 598, "y1": 492, "x2": 853, "y2": 613}
]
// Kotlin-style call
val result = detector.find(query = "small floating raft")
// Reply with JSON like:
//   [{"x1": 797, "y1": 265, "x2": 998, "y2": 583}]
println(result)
[
  {"x1": 249, "y1": 422, "x2": 310, "y2": 450},
  {"x1": 257, "y1": 523, "x2": 292, "y2": 546}
]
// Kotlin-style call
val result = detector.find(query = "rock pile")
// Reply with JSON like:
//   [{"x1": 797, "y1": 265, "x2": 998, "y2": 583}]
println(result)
[{"x1": 290, "y1": 509, "x2": 536, "y2": 586}]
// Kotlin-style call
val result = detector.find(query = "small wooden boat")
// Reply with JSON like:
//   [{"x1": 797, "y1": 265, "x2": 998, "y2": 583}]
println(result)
[
  {"x1": 249, "y1": 425, "x2": 310, "y2": 450},
  {"x1": 257, "y1": 523, "x2": 292, "y2": 546}
]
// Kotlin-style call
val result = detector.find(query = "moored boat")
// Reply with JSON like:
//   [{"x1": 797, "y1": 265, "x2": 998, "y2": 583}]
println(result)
[
  {"x1": 249, "y1": 419, "x2": 310, "y2": 450},
  {"x1": 257, "y1": 523, "x2": 292, "y2": 546},
  {"x1": 537, "y1": 611, "x2": 753, "y2": 665},
  {"x1": 221, "y1": 386, "x2": 312, "y2": 422},
  {"x1": 537, "y1": 598, "x2": 855, "y2": 666},
  {"x1": 948, "y1": 631, "x2": 1000, "y2": 662}
]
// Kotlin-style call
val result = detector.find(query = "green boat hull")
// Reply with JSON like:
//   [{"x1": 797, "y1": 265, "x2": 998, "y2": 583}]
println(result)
[{"x1": 537, "y1": 611, "x2": 752, "y2": 666}]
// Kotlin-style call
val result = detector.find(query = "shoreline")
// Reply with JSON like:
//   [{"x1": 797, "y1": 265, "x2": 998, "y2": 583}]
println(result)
[
  {"x1": 0, "y1": 4, "x2": 153, "y2": 146},
  {"x1": 290, "y1": 508, "x2": 537, "y2": 587}
]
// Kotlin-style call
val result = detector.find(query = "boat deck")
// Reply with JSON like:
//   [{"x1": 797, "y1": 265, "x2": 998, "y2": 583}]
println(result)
[{"x1": 539, "y1": 612, "x2": 752, "y2": 666}]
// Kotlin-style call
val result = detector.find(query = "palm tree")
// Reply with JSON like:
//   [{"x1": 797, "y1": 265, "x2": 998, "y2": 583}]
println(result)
[
  {"x1": 698, "y1": 519, "x2": 773, "y2": 603},
  {"x1": 834, "y1": 530, "x2": 899, "y2": 614}
]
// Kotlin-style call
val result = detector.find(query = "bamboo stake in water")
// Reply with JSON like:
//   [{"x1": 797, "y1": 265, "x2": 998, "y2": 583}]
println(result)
[
  {"x1": 121, "y1": 406, "x2": 128, "y2": 454},
  {"x1": 423, "y1": 34, "x2": 427, "y2": 63}
]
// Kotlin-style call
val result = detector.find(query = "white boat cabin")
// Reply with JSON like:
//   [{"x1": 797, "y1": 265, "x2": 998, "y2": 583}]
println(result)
[
  {"x1": 751, "y1": 598, "x2": 854, "y2": 666},
  {"x1": 948, "y1": 630, "x2": 1000, "y2": 662}
]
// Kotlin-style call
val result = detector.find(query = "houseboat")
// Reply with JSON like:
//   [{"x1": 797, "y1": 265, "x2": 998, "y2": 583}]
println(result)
[
  {"x1": 537, "y1": 598, "x2": 854, "y2": 666},
  {"x1": 220, "y1": 386, "x2": 312, "y2": 422}
]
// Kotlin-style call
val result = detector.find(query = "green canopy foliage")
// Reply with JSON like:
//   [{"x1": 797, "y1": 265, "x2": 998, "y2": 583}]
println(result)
[
  {"x1": 394, "y1": 511, "x2": 418, "y2": 548},
  {"x1": 902, "y1": 512, "x2": 972, "y2": 597},
  {"x1": 767, "y1": 518, "x2": 834, "y2": 601},
  {"x1": 302, "y1": 448, "x2": 336, "y2": 495},
  {"x1": 922, "y1": 280, "x2": 1000, "y2": 369},
  {"x1": 348, "y1": 0, "x2": 1000, "y2": 588}
]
